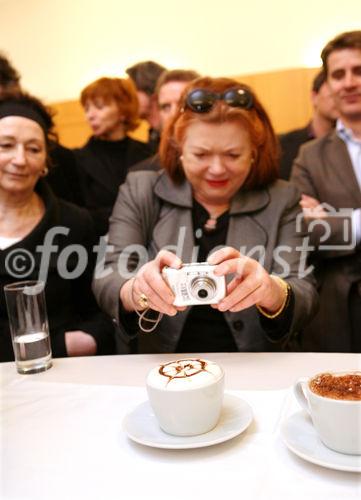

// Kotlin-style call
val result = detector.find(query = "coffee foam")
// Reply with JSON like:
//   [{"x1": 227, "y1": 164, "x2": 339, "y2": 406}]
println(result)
[
  {"x1": 146, "y1": 358, "x2": 223, "y2": 391},
  {"x1": 309, "y1": 371, "x2": 361, "y2": 401}
]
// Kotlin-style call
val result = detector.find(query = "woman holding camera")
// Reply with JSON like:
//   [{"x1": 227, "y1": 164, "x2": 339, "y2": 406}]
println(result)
[{"x1": 93, "y1": 77, "x2": 318, "y2": 353}]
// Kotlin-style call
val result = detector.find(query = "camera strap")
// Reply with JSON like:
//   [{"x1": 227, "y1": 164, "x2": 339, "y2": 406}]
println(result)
[{"x1": 135, "y1": 308, "x2": 163, "y2": 334}]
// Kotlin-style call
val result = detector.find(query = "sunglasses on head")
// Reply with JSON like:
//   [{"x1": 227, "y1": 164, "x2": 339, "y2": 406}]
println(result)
[{"x1": 185, "y1": 87, "x2": 253, "y2": 113}]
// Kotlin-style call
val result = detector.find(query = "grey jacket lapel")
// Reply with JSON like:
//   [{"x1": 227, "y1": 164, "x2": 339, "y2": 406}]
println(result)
[
  {"x1": 227, "y1": 189, "x2": 269, "y2": 268},
  {"x1": 326, "y1": 133, "x2": 361, "y2": 206},
  {"x1": 153, "y1": 173, "x2": 270, "y2": 262},
  {"x1": 153, "y1": 175, "x2": 195, "y2": 261}
]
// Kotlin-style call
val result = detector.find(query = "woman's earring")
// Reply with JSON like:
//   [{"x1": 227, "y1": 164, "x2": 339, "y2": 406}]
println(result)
[
  {"x1": 41, "y1": 167, "x2": 49, "y2": 177},
  {"x1": 180, "y1": 155, "x2": 184, "y2": 162}
]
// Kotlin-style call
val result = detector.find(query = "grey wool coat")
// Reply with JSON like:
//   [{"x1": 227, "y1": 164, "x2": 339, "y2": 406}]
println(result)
[
  {"x1": 291, "y1": 131, "x2": 361, "y2": 352},
  {"x1": 92, "y1": 171, "x2": 318, "y2": 353}
]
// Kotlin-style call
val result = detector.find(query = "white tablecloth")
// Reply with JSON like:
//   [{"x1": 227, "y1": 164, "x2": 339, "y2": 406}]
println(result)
[{"x1": 1, "y1": 353, "x2": 360, "y2": 499}]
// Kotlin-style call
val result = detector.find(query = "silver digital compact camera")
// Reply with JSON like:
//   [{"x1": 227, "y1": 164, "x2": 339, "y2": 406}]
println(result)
[{"x1": 162, "y1": 263, "x2": 226, "y2": 307}]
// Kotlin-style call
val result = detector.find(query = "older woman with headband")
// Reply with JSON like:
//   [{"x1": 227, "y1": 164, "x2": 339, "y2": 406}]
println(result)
[
  {"x1": 93, "y1": 77, "x2": 318, "y2": 354},
  {"x1": 0, "y1": 93, "x2": 115, "y2": 362}
]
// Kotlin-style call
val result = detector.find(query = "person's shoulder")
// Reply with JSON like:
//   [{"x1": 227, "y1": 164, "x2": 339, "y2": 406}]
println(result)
[
  {"x1": 46, "y1": 192, "x2": 96, "y2": 243},
  {"x1": 50, "y1": 143, "x2": 75, "y2": 159},
  {"x1": 56, "y1": 197, "x2": 93, "y2": 227},
  {"x1": 127, "y1": 137, "x2": 153, "y2": 155},
  {"x1": 124, "y1": 169, "x2": 162, "y2": 190},
  {"x1": 73, "y1": 136, "x2": 92, "y2": 152},
  {"x1": 279, "y1": 126, "x2": 310, "y2": 145},
  {"x1": 129, "y1": 154, "x2": 161, "y2": 172},
  {"x1": 297, "y1": 130, "x2": 336, "y2": 157},
  {"x1": 48, "y1": 143, "x2": 77, "y2": 173},
  {"x1": 72, "y1": 139, "x2": 92, "y2": 165},
  {"x1": 268, "y1": 178, "x2": 301, "y2": 204}
]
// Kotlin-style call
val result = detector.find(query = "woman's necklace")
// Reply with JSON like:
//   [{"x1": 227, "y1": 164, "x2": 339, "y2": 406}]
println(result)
[
  {"x1": 203, "y1": 214, "x2": 218, "y2": 232},
  {"x1": 195, "y1": 199, "x2": 229, "y2": 233}
]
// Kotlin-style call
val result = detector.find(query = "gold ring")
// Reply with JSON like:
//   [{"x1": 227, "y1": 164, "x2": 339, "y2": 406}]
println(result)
[{"x1": 138, "y1": 293, "x2": 149, "y2": 309}]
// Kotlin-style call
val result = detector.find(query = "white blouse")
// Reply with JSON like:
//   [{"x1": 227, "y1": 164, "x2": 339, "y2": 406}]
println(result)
[{"x1": 0, "y1": 236, "x2": 22, "y2": 250}]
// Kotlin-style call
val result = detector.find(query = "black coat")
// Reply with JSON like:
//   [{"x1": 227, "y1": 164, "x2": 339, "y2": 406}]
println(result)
[
  {"x1": 0, "y1": 182, "x2": 115, "y2": 361},
  {"x1": 46, "y1": 143, "x2": 84, "y2": 205},
  {"x1": 74, "y1": 136, "x2": 152, "y2": 236},
  {"x1": 278, "y1": 125, "x2": 313, "y2": 180},
  {"x1": 129, "y1": 153, "x2": 161, "y2": 173}
]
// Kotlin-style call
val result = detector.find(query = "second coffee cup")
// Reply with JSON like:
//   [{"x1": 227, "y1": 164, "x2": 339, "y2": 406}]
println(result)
[{"x1": 294, "y1": 371, "x2": 361, "y2": 455}]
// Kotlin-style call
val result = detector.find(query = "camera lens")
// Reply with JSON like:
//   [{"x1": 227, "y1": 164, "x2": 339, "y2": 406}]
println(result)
[{"x1": 190, "y1": 277, "x2": 216, "y2": 302}]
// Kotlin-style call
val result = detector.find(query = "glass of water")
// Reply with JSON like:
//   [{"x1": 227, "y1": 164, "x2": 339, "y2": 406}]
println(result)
[{"x1": 4, "y1": 281, "x2": 52, "y2": 374}]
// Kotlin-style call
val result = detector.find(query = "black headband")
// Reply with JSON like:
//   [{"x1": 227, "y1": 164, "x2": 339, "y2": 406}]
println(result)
[{"x1": 0, "y1": 102, "x2": 48, "y2": 133}]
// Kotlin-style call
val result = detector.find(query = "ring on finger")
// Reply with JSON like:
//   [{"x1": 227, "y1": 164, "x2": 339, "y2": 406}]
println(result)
[{"x1": 138, "y1": 293, "x2": 149, "y2": 309}]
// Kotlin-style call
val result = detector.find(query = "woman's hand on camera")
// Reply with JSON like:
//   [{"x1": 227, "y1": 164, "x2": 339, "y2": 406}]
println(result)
[
  {"x1": 120, "y1": 250, "x2": 184, "y2": 316},
  {"x1": 208, "y1": 247, "x2": 286, "y2": 313}
]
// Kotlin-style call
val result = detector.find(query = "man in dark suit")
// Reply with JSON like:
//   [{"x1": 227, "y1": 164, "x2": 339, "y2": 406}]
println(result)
[
  {"x1": 126, "y1": 60, "x2": 166, "y2": 152},
  {"x1": 130, "y1": 69, "x2": 200, "y2": 173},
  {"x1": 279, "y1": 70, "x2": 338, "y2": 180},
  {"x1": 291, "y1": 30, "x2": 361, "y2": 352}
]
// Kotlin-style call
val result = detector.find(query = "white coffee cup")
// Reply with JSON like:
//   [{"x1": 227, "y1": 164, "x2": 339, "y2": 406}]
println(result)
[
  {"x1": 146, "y1": 358, "x2": 225, "y2": 436},
  {"x1": 294, "y1": 371, "x2": 361, "y2": 455}
]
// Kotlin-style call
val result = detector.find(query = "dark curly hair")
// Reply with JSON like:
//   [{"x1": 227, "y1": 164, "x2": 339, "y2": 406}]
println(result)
[{"x1": 0, "y1": 52, "x2": 21, "y2": 91}]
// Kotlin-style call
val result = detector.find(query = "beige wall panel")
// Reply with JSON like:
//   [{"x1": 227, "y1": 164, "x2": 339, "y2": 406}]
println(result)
[
  {"x1": 52, "y1": 101, "x2": 91, "y2": 148},
  {"x1": 234, "y1": 67, "x2": 319, "y2": 133}
]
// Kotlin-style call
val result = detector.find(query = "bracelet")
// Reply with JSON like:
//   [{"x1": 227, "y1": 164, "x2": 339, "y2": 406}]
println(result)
[{"x1": 256, "y1": 276, "x2": 291, "y2": 319}]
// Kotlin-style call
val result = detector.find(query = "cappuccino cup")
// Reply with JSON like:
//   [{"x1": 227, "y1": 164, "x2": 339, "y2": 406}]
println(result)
[
  {"x1": 146, "y1": 358, "x2": 224, "y2": 436},
  {"x1": 294, "y1": 371, "x2": 361, "y2": 455}
]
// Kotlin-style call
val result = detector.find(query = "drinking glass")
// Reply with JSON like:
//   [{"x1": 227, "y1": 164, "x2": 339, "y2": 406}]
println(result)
[{"x1": 4, "y1": 280, "x2": 52, "y2": 374}]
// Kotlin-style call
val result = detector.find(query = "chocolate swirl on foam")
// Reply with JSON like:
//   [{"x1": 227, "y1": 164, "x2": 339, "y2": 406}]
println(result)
[{"x1": 159, "y1": 359, "x2": 214, "y2": 385}]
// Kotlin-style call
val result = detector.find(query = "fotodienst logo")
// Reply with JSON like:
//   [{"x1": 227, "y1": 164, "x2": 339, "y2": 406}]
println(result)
[{"x1": 295, "y1": 202, "x2": 356, "y2": 251}]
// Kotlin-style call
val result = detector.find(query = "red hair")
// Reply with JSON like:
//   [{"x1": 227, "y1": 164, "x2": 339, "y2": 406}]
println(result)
[
  {"x1": 80, "y1": 77, "x2": 139, "y2": 132},
  {"x1": 159, "y1": 77, "x2": 280, "y2": 188}
]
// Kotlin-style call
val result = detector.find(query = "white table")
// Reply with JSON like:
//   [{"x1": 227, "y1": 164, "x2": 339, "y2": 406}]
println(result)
[{"x1": 1, "y1": 353, "x2": 360, "y2": 500}]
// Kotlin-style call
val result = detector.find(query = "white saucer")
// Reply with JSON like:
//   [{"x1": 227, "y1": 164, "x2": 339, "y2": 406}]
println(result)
[
  {"x1": 122, "y1": 393, "x2": 253, "y2": 449},
  {"x1": 281, "y1": 410, "x2": 361, "y2": 473}
]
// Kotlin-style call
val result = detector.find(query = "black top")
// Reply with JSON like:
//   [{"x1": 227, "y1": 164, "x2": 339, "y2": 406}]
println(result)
[
  {"x1": 74, "y1": 136, "x2": 152, "y2": 236},
  {"x1": 46, "y1": 143, "x2": 84, "y2": 205},
  {"x1": 0, "y1": 181, "x2": 115, "y2": 362},
  {"x1": 278, "y1": 124, "x2": 314, "y2": 180},
  {"x1": 148, "y1": 128, "x2": 161, "y2": 153},
  {"x1": 176, "y1": 200, "x2": 238, "y2": 352},
  {"x1": 176, "y1": 200, "x2": 294, "y2": 353},
  {"x1": 129, "y1": 153, "x2": 161, "y2": 173}
]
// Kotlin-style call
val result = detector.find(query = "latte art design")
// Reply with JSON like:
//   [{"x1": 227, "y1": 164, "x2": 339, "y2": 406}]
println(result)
[
  {"x1": 159, "y1": 359, "x2": 209, "y2": 384},
  {"x1": 147, "y1": 358, "x2": 223, "y2": 391}
]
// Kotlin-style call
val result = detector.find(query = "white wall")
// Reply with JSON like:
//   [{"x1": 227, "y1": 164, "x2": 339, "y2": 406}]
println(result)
[{"x1": 1, "y1": 0, "x2": 360, "y2": 103}]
